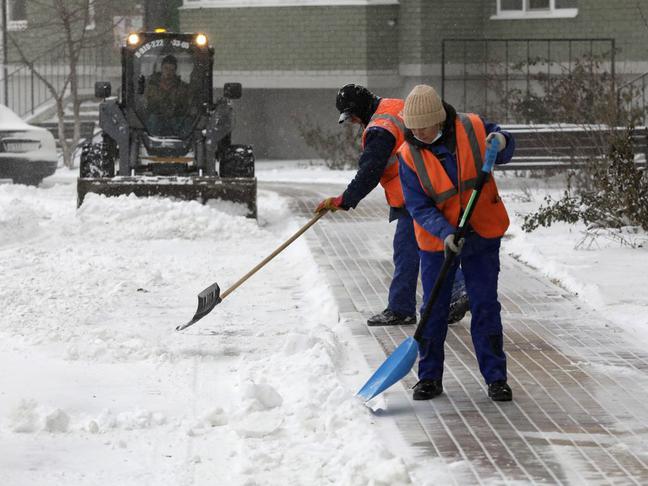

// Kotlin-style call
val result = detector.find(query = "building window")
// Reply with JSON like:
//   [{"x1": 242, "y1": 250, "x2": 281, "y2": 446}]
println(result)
[
  {"x1": 500, "y1": 0, "x2": 523, "y2": 9},
  {"x1": 494, "y1": 0, "x2": 577, "y2": 19},
  {"x1": 528, "y1": 0, "x2": 549, "y2": 10},
  {"x1": 7, "y1": 0, "x2": 27, "y2": 30}
]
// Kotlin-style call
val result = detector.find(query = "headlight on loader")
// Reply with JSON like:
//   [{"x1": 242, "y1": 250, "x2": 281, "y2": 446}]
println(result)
[
  {"x1": 195, "y1": 33, "x2": 208, "y2": 47},
  {"x1": 127, "y1": 33, "x2": 140, "y2": 46}
]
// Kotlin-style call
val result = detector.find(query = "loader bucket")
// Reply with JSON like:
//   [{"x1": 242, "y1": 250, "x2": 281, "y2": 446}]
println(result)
[{"x1": 77, "y1": 176, "x2": 257, "y2": 218}]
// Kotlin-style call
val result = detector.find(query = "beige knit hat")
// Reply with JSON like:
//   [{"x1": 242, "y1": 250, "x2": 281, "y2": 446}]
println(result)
[{"x1": 403, "y1": 84, "x2": 446, "y2": 129}]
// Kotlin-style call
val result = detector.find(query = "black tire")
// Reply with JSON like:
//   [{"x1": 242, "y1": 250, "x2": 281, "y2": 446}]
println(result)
[
  {"x1": 219, "y1": 144, "x2": 255, "y2": 178},
  {"x1": 80, "y1": 141, "x2": 115, "y2": 178},
  {"x1": 12, "y1": 176, "x2": 42, "y2": 186},
  {"x1": 102, "y1": 134, "x2": 118, "y2": 163}
]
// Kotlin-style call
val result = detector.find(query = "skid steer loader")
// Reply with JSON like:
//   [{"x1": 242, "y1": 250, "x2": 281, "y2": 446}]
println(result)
[{"x1": 77, "y1": 30, "x2": 256, "y2": 217}]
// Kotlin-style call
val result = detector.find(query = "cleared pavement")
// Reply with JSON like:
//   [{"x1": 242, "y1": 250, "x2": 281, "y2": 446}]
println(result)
[{"x1": 267, "y1": 181, "x2": 648, "y2": 485}]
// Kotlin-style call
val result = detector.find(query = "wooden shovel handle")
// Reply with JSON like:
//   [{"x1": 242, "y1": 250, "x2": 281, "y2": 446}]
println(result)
[{"x1": 220, "y1": 210, "x2": 329, "y2": 301}]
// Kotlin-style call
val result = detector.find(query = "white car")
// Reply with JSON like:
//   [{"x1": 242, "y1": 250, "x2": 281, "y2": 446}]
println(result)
[{"x1": 0, "y1": 104, "x2": 58, "y2": 185}]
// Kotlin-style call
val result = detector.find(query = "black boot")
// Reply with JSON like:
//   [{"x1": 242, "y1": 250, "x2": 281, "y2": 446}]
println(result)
[
  {"x1": 367, "y1": 309, "x2": 416, "y2": 327},
  {"x1": 488, "y1": 380, "x2": 512, "y2": 401},
  {"x1": 448, "y1": 293, "x2": 469, "y2": 324},
  {"x1": 412, "y1": 379, "x2": 443, "y2": 400}
]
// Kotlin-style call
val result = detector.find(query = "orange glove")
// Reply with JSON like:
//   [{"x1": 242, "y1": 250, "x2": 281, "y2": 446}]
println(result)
[{"x1": 315, "y1": 195, "x2": 346, "y2": 213}]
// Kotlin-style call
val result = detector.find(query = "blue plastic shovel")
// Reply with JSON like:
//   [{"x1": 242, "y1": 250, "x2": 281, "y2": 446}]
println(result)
[{"x1": 357, "y1": 138, "x2": 501, "y2": 401}]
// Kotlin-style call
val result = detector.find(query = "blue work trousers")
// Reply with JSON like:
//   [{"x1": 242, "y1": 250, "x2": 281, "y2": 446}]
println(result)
[
  {"x1": 388, "y1": 212, "x2": 467, "y2": 318},
  {"x1": 417, "y1": 233, "x2": 507, "y2": 384},
  {"x1": 387, "y1": 212, "x2": 420, "y2": 316}
]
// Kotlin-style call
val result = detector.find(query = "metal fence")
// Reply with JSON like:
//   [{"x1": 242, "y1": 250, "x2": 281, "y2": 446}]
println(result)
[
  {"x1": 618, "y1": 72, "x2": 648, "y2": 126},
  {"x1": 1, "y1": 42, "x2": 110, "y2": 119},
  {"x1": 441, "y1": 38, "x2": 616, "y2": 124}
]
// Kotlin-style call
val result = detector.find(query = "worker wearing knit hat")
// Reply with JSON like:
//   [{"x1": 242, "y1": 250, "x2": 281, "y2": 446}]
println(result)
[
  {"x1": 396, "y1": 86, "x2": 516, "y2": 403},
  {"x1": 403, "y1": 84, "x2": 446, "y2": 129},
  {"x1": 316, "y1": 83, "x2": 472, "y2": 329}
]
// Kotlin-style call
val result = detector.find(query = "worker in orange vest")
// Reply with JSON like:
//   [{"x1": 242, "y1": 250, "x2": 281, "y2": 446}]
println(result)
[
  {"x1": 316, "y1": 84, "x2": 469, "y2": 327},
  {"x1": 398, "y1": 84, "x2": 514, "y2": 402}
]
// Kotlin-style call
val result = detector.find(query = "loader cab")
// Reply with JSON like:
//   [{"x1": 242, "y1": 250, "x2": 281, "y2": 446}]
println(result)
[
  {"x1": 79, "y1": 30, "x2": 256, "y2": 217},
  {"x1": 123, "y1": 31, "x2": 213, "y2": 154}
]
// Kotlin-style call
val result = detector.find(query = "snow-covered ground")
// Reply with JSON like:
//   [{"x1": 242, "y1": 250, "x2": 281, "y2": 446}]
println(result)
[
  {"x1": 498, "y1": 175, "x2": 648, "y2": 344},
  {"x1": 1, "y1": 162, "x2": 646, "y2": 485},
  {"x1": 0, "y1": 165, "x2": 425, "y2": 486}
]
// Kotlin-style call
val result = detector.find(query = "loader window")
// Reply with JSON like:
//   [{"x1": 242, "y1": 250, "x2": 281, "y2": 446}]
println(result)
[{"x1": 133, "y1": 45, "x2": 202, "y2": 137}]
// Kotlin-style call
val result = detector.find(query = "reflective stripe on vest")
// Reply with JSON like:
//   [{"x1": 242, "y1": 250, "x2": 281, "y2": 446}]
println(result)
[
  {"x1": 457, "y1": 113, "x2": 483, "y2": 172},
  {"x1": 361, "y1": 98, "x2": 407, "y2": 208},
  {"x1": 408, "y1": 145, "x2": 457, "y2": 204},
  {"x1": 407, "y1": 113, "x2": 484, "y2": 205},
  {"x1": 370, "y1": 113, "x2": 405, "y2": 134},
  {"x1": 385, "y1": 153, "x2": 398, "y2": 169},
  {"x1": 369, "y1": 113, "x2": 405, "y2": 170},
  {"x1": 456, "y1": 113, "x2": 484, "y2": 191},
  {"x1": 371, "y1": 112, "x2": 405, "y2": 172}
]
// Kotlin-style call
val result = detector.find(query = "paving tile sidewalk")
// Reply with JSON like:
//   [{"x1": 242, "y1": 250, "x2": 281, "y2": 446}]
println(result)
[{"x1": 268, "y1": 182, "x2": 648, "y2": 485}]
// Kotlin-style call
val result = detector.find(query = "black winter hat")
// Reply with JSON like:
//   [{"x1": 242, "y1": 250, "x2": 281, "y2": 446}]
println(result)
[{"x1": 336, "y1": 83, "x2": 376, "y2": 124}]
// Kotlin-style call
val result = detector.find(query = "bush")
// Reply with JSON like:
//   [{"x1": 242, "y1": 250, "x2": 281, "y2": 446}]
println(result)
[
  {"x1": 522, "y1": 129, "x2": 648, "y2": 233},
  {"x1": 295, "y1": 117, "x2": 361, "y2": 170},
  {"x1": 493, "y1": 52, "x2": 648, "y2": 238},
  {"x1": 508, "y1": 54, "x2": 618, "y2": 124},
  {"x1": 495, "y1": 53, "x2": 644, "y2": 126}
]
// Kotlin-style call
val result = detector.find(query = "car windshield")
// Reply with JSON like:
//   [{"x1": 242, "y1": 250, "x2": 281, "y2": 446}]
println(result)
[{"x1": 133, "y1": 42, "x2": 202, "y2": 138}]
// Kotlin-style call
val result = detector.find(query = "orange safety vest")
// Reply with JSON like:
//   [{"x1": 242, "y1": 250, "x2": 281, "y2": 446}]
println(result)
[
  {"x1": 398, "y1": 113, "x2": 509, "y2": 252},
  {"x1": 361, "y1": 98, "x2": 406, "y2": 208}
]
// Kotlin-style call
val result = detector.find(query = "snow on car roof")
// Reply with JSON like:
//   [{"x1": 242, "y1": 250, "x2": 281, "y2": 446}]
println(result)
[{"x1": 0, "y1": 104, "x2": 36, "y2": 131}]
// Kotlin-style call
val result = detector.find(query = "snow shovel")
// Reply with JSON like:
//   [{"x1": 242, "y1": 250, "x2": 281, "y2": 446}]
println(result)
[
  {"x1": 177, "y1": 209, "x2": 329, "y2": 331},
  {"x1": 357, "y1": 138, "x2": 500, "y2": 401}
]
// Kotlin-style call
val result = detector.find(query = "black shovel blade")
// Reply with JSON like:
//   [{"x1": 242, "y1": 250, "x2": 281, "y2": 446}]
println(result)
[{"x1": 176, "y1": 282, "x2": 222, "y2": 331}]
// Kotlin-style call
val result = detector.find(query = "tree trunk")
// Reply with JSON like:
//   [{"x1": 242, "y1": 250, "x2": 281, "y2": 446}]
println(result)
[
  {"x1": 70, "y1": 58, "x2": 81, "y2": 168},
  {"x1": 55, "y1": 97, "x2": 72, "y2": 169}
]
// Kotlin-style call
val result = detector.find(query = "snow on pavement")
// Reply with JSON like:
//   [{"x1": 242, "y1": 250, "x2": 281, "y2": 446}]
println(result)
[
  {"x1": 0, "y1": 175, "x2": 429, "y2": 485},
  {"x1": 498, "y1": 179, "x2": 648, "y2": 345},
  {"x1": 2, "y1": 164, "x2": 647, "y2": 485},
  {"x1": 258, "y1": 164, "x2": 648, "y2": 348}
]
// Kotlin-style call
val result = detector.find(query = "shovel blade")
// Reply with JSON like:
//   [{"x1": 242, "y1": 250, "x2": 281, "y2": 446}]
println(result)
[
  {"x1": 176, "y1": 282, "x2": 222, "y2": 331},
  {"x1": 356, "y1": 337, "x2": 419, "y2": 401}
]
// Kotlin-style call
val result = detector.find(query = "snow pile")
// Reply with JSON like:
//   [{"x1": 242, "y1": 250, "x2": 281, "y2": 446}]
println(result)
[
  {"x1": 77, "y1": 193, "x2": 262, "y2": 241},
  {"x1": 0, "y1": 177, "x2": 416, "y2": 485},
  {"x1": 0, "y1": 197, "x2": 44, "y2": 246},
  {"x1": 10, "y1": 166, "x2": 645, "y2": 484}
]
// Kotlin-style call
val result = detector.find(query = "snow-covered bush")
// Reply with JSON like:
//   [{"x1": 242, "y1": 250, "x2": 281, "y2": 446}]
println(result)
[
  {"x1": 522, "y1": 129, "x2": 648, "y2": 235},
  {"x1": 495, "y1": 51, "x2": 648, "y2": 238}
]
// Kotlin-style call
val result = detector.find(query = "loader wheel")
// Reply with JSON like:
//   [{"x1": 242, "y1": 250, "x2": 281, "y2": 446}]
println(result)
[
  {"x1": 219, "y1": 144, "x2": 254, "y2": 178},
  {"x1": 12, "y1": 176, "x2": 42, "y2": 186},
  {"x1": 80, "y1": 142, "x2": 115, "y2": 178}
]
